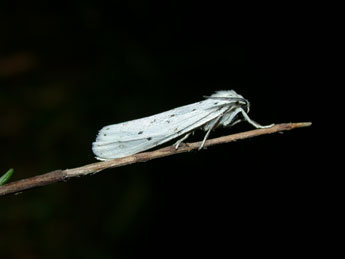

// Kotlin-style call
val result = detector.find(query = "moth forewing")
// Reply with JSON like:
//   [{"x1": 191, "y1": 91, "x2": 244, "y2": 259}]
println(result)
[{"x1": 92, "y1": 104, "x2": 230, "y2": 160}]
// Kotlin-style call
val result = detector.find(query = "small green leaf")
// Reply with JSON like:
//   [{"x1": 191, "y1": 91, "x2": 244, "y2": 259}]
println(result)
[{"x1": 0, "y1": 168, "x2": 14, "y2": 186}]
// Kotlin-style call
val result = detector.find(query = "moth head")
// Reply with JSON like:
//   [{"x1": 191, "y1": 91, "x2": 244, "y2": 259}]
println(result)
[
  {"x1": 239, "y1": 98, "x2": 250, "y2": 113},
  {"x1": 209, "y1": 90, "x2": 250, "y2": 113}
]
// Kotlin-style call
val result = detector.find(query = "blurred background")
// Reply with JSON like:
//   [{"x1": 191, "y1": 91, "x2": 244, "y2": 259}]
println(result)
[{"x1": 1, "y1": 1, "x2": 318, "y2": 258}]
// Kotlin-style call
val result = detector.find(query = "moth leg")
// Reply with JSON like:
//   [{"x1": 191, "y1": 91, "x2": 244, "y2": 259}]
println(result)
[
  {"x1": 229, "y1": 118, "x2": 242, "y2": 127},
  {"x1": 199, "y1": 116, "x2": 222, "y2": 150},
  {"x1": 175, "y1": 132, "x2": 191, "y2": 149},
  {"x1": 239, "y1": 108, "x2": 274, "y2": 128}
]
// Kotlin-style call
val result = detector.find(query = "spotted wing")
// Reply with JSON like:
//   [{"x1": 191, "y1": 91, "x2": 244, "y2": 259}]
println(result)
[{"x1": 92, "y1": 99, "x2": 230, "y2": 160}]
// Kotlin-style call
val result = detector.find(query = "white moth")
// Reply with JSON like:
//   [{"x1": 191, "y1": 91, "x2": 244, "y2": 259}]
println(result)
[{"x1": 92, "y1": 90, "x2": 273, "y2": 161}]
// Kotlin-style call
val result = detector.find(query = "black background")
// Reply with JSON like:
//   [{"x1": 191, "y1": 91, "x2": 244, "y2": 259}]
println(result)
[{"x1": 0, "y1": 2, "x2": 322, "y2": 258}]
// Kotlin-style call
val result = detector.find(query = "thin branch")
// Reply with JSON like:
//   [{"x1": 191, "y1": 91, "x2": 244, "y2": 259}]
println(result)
[{"x1": 0, "y1": 122, "x2": 311, "y2": 197}]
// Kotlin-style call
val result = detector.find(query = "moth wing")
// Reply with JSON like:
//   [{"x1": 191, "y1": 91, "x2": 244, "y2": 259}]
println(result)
[
  {"x1": 92, "y1": 133, "x2": 168, "y2": 160},
  {"x1": 92, "y1": 99, "x2": 229, "y2": 160}
]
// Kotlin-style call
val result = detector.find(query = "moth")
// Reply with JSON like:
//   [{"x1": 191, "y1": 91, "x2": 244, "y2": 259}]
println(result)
[{"x1": 92, "y1": 90, "x2": 273, "y2": 160}]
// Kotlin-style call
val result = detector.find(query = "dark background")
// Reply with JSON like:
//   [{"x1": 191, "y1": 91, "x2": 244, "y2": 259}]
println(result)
[{"x1": 0, "y1": 2, "x2": 320, "y2": 258}]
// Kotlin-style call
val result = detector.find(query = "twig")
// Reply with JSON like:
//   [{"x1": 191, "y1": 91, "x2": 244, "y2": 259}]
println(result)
[{"x1": 0, "y1": 122, "x2": 311, "y2": 197}]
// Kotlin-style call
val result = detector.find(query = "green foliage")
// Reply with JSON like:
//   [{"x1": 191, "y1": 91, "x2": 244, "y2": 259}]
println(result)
[{"x1": 0, "y1": 168, "x2": 14, "y2": 186}]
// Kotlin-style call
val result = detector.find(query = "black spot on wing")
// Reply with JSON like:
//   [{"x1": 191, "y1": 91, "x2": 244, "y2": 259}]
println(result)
[
  {"x1": 147, "y1": 137, "x2": 152, "y2": 141},
  {"x1": 138, "y1": 131, "x2": 143, "y2": 134}
]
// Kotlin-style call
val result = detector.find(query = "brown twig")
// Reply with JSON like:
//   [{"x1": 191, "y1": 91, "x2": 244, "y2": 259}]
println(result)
[{"x1": 0, "y1": 122, "x2": 311, "y2": 197}]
